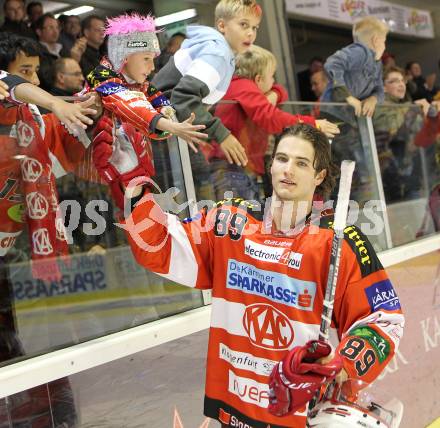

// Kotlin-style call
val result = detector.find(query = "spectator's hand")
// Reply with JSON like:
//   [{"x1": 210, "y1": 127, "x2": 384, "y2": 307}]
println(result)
[
  {"x1": 431, "y1": 100, "x2": 440, "y2": 114},
  {"x1": 220, "y1": 134, "x2": 248, "y2": 167},
  {"x1": 415, "y1": 98, "x2": 431, "y2": 117},
  {"x1": 88, "y1": 245, "x2": 106, "y2": 255},
  {"x1": 51, "y1": 95, "x2": 97, "y2": 132},
  {"x1": 346, "y1": 96, "x2": 362, "y2": 117},
  {"x1": 361, "y1": 95, "x2": 377, "y2": 117},
  {"x1": 0, "y1": 80, "x2": 9, "y2": 100},
  {"x1": 70, "y1": 37, "x2": 88, "y2": 63},
  {"x1": 316, "y1": 119, "x2": 340, "y2": 139},
  {"x1": 166, "y1": 112, "x2": 208, "y2": 152},
  {"x1": 265, "y1": 90, "x2": 279, "y2": 106},
  {"x1": 88, "y1": 92, "x2": 103, "y2": 120}
]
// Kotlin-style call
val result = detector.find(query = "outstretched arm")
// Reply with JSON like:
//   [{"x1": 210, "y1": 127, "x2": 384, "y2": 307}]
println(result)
[{"x1": 0, "y1": 71, "x2": 97, "y2": 131}]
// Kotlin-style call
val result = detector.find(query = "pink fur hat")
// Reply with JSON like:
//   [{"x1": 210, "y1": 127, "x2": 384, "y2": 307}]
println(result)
[{"x1": 105, "y1": 14, "x2": 161, "y2": 72}]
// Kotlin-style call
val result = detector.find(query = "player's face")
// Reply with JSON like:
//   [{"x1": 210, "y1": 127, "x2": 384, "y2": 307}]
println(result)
[
  {"x1": 124, "y1": 51, "x2": 156, "y2": 84},
  {"x1": 270, "y1": 136, "x2": 326, "y2": 203},
  {"x1": 217, "y1": 13, "x2": 261, "y2": 54},
  {"x1": 8, "y1": 51, "x2": 40, "y2": 86},
  {"x1": 384, "y1": 71, "x2": 406, "y2": 100},
  {"x1": 255, "y1": 62, "x2": 276, "y2": 94}
]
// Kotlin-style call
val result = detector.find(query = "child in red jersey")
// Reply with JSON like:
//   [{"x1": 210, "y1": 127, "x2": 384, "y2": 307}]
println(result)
[{"x1": 212, "y1": 45, "x2": 339, "y2": 200}]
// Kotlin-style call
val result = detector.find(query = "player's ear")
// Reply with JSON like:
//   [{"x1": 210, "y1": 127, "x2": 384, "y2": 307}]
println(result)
[
  {"x1": 255, "y1": 74, "x2": 262, "y2": 85},
  {"x1": 315, "y1": 169, "x2": 326, "y2": 186}
]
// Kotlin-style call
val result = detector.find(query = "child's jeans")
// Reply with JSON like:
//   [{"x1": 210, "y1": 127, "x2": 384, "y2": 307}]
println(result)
[{"x1": 210, "y1": 159, "x2": 262, "y2": 202}]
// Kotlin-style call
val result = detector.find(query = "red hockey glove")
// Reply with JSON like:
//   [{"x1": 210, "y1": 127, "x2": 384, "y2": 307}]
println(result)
[
  {"x1": 92, "y1": 115, "x2": 155, "y2": 209},
  {"x1": 268, "y1": 340, "x2": 343, "y2": 417}
]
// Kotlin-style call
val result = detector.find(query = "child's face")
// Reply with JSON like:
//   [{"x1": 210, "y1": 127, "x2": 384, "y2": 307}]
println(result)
[
  {"x1": 217, "y1": 13, "x2": 261, "y2": 54},
  {"x1": 384, "y1": 71, "x2": 406, "y2": 100},
  {"x1": 255, "y1": 62, "x2": 276, "y2": 94},
  {"x1": 8, "y1": 51, "x2": 40, "y2": 86},
  {"x1": 123, "y1": 51, "x2": 156, "y2": 84},
  {"x1": 371, "y1": 34, "x2": 386, "y2": 60}
]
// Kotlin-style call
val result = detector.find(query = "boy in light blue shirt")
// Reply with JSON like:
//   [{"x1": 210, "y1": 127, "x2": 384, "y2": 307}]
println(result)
[{"x1": 153, "y1": 0, "x2": 263, "y2": 167}]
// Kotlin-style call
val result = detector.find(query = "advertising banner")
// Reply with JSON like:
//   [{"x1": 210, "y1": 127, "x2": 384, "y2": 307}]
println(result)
[{"x1": 286, "y1": 0, "x2": 434, "y2": 38}]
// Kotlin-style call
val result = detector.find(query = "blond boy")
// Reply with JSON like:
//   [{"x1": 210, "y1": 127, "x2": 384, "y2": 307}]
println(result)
[
  {"x1": 152, "y1": 0, "x2": 263, "y2": 167},
  {"x1": 213, "y1": 45, "x2": 338, "y2": 200},
  {"x1": 322, "y1": 16, "x2": 388, "y2": 117}
]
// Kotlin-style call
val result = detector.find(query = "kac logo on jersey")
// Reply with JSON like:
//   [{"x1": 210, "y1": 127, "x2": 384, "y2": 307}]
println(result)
[
  {"x1": 243, "y1": 303, "x2": 294, "y2": 350},
  {"x1": 32, "y1": 228, "x2": 53, "y2": 255},
  {"x1": 365, "y1": 280, "x2": 401, "y2": 312},
  {"x1": 21, "y1": 158, "x2": 43, "y2": 182},
  {"x1": 16, "y1": 120, "x2": 35, "y2": 148},
  {"x1": 26, "y1": 192, "x2": 48, "y2": 220}
]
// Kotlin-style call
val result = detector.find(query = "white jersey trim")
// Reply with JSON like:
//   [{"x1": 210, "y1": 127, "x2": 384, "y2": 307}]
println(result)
[{"x1": 157, "y1": 214, "x2": 199, "y2": 288}]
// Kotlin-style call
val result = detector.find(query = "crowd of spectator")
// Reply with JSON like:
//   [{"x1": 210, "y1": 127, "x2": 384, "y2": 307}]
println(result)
[
  {"x1": 0, "y1": 0, "x2": 106, "y2": 91},
  {"x1": 0, "y1": 1, "x2": 438, "y2": 227}
]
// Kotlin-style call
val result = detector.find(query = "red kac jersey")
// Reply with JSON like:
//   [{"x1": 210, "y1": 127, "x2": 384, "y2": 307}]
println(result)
[
  {"x1": 0, "y1": 104, "x2": 89, "y2": 256},
  {"x1": 125, "y1": 197, "x2": 404, "y2": 428}
]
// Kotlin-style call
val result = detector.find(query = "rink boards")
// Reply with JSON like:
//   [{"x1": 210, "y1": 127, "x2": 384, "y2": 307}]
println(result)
[{"x1": 4, "y1": 246, "x2": 440, "y2": 427}]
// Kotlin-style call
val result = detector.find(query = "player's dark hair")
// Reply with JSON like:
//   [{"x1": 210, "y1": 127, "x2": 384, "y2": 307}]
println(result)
[
  {"x1": 272, "y1": 123, "x2": 338, "y2": 197},
  {"x1": 0, "y1": 32, "x2": 41, "y2": 70}
]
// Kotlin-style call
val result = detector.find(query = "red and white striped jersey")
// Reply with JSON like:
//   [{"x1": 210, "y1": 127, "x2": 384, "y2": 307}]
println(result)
[
  {"x1": 0, "y1": 104, "x2": 90, "y2": 255},
  {"x1": 126, "y1": 196, "x2": 404, "y2": 428}
]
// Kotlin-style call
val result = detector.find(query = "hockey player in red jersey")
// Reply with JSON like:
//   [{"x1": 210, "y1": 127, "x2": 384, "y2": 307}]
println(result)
[{"x1": 92, "y1": 120, "x2": 404, "y2": 427}]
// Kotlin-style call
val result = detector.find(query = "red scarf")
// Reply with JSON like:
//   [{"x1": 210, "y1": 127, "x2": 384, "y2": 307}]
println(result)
[{"x1": 17, "y1": 104, "x2": 68, "y2": 280}]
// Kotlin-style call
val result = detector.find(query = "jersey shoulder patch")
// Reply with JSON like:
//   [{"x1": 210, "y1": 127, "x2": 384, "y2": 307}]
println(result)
[{"x1": 321, "y1": 216, "x2": 383, "y2": 277}]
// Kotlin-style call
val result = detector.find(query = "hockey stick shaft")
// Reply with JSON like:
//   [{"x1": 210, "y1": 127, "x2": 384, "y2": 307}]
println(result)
[
  {"x1": 319, "y1": 160, "x2": 355, "y2": 340},
  {"x1": 308, "y1": 160, "x2": 355, "y2": 414}
]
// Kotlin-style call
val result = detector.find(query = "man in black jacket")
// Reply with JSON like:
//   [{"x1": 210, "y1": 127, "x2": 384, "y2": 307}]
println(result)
[
  {"x1": 50, "y1": 57, "x2": 85, "y2": 97},
  {"x1": 0, "y1": 0, "x2": 35, "y2": 39},
  {"x1": 79, "y1": 15, "x2": 106, "y2": 77}
]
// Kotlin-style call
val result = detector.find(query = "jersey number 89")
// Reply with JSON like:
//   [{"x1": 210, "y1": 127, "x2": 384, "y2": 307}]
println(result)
[
  {"x1": 340, "y1": 337, "x2": 376, "y2": 377},
  {"x1": 214, "y1": 209, "x2": 248, "y2": 241}
]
